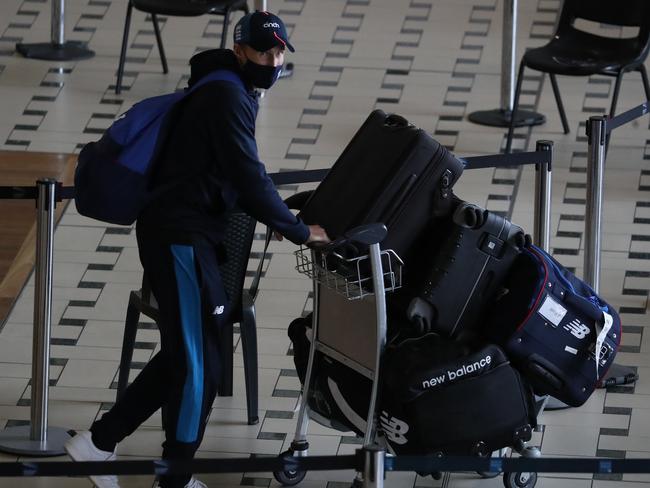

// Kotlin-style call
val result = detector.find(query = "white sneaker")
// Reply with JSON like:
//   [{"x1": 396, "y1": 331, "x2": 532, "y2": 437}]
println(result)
[
  {"x1": 184, "y1": 479, "x2": 207, "y2": 488},
  {"x1": 64, "y1": 430, "x2": 119, "y2": 488},
  {"x1": 153, "y1": 477, "x2": 207, "y2": 488}
]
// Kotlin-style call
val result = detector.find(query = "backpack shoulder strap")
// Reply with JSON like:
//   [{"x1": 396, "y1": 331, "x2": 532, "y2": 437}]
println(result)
[{"x1": 188, "y1": 69, "x2": 246, "y2": 94}]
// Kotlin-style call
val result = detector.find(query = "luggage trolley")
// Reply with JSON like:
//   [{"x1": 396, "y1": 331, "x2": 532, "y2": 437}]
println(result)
[
  {"x1": 273, "y1": 223, "x2": 402, "y2": 486},
  {"x1": 273, "y1": 222, "x2": 541, "y2": 488}
]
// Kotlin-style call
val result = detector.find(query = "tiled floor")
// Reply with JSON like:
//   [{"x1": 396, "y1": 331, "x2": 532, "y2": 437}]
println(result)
[{"x1": 0, "y1": 0, "x2": 649, "y2": 487}]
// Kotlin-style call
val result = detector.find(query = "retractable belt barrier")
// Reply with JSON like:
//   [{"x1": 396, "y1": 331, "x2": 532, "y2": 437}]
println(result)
[
  {"x1": 599, "y1": 101, "x2": 650, "y2": 135},
  {"x1": 0, "y1": 147, "x2": 554, "y2": 200},
  {"x1": 584, "y1": 101, "x2": 650, "y2": 293},
  {"x1": 2, "y1": 452, "x2": 650, "y2": 478}
]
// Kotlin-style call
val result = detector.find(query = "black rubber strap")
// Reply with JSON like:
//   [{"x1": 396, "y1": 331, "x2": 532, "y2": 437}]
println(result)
[
  {"x1": 0, "y1": 454, "x2": 358, "y2": 478},
  {"x1": 3, "y1": 453, "x2": 650, "y2": 478},
  {"x1": 607, "y1": 101, "x2": 650, "y2": 133},
  {"x1": 0, "y1": 147, "x2": 552, "y2": 201},
  {"x1": 387, "y1": 455, "x2": 650, "y2": 475},
  {"x1": 463, "y1": 150, "x2": 551, "y2": 170}
]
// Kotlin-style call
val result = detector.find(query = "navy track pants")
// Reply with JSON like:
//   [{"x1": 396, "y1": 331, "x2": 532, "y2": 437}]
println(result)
[{"x1": 91, "y1": 227, "x2": 230, "y2": 487}]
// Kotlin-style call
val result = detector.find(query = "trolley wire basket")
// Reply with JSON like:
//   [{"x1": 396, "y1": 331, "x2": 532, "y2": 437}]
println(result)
[{"x1": 295, "y1": 246, "x2": 403, "y2": 300}]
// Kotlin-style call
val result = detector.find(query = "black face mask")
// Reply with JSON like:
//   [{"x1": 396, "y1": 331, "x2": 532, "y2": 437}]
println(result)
[{"x1": 241, "y1": 58, "x2": 282, "y2": 89}]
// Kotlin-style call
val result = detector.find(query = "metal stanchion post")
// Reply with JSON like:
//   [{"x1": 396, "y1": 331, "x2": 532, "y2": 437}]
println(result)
[
  {"x1": 0, "y1": 180, "x2": 70, "y2": 456},
  {"x1": 362, "y1": 446, "x2": 385, "y2": 488},
  {"x1": 534, "y1": 140, "x2": 553, "y2": 251},
  {"x1": 15, "y1": 0, "x2": 94, "y2": 61},
  {"x1": 254, "y1": 0, "x2": 267, "y2": 10},
  {"x1": 584, "y1": 116, "x2": 607, "y2": 293},
  {"x1": 468, "y1": 0, "x2": 545, "y2": 128}
]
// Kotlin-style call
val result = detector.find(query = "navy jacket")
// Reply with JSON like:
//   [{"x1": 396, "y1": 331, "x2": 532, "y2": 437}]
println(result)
[{"x1": 139, "y1": 49, "x2": 309, "y2": 245}]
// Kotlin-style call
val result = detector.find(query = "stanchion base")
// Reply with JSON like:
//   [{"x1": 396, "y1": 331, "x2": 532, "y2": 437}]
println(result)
[
  {"x1": 468, "y1": 108, "x2": 546, "y2": 128},
  {"x1": 0, "y1": 425, "x2": 71, "y2": 456},
  {"x1": 16, "y1": 41, "x2": 95, "y2": 61}
]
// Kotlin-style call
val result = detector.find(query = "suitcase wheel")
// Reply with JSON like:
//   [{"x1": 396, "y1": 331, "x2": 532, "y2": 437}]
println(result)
[
  {"x1": 273, "y1": 449, "x2": 307, "y2": 486},
  {"x1": 477, "y1": 447, "x2": 506, "y2": 478},
  {"x1": 502, "y1": 471, "x2": 537, "y2": 488}
]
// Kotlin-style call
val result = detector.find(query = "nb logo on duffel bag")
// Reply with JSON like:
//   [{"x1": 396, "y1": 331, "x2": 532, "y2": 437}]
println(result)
[
  {"x1": 563, "y1": 319, "x2": 590, "y2": 339},
  {"x1": 380, "y1": 411, "x2": 409, "y2": 445}
]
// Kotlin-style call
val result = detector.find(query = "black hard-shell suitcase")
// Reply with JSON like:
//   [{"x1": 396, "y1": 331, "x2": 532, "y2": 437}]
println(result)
[
  {"x1": 381, "y1": 334, "x2": 536, "y2": 456},
  {"x1": 298, "y1": 110, "x2": 464, "y2": 263},
  {"x1": 408, "y1": 203, "x2": 525, "y2": 339}
]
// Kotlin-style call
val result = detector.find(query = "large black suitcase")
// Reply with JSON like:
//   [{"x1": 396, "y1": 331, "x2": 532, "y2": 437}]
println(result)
[
  {"x1": 298, "y1": 110, "x2": 464, "y2": 262},
  {"x1": 408, "y1": 202, "x2": 525, "y2": 339},
  {"x1": 381, "y1": 334, "x2": 536, "y2": 456}
]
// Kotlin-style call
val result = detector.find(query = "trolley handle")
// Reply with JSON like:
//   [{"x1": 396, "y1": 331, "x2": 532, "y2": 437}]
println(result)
[
  {"x1": 313, "y1": 223, "x2": 388, "y2": 254},
  {"x1": 342, "y1": 223, "x2": 387, "y2": 246},
  {"x1": 284, "y1": 191, "x2": 387, "y2": 251}
]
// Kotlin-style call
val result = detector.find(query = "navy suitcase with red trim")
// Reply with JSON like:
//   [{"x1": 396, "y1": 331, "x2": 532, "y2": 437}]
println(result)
[{"x1": 484, "y1": 244, "x2": 621, "y2": 406}]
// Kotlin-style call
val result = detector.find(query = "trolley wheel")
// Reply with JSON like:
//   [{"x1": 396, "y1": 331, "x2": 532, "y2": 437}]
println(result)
[
  {"x1": 273, "y1": 450, "x2": 307, "y2": 486},
  {"x1": 503, "y1": 471, "x2": 537, "y2": 488}
]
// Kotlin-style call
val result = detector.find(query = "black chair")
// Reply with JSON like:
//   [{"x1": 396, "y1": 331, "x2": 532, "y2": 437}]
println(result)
[
  {"x1": 505, "y1": 0, "x2": 650, "y2": 153},
  {"x1": 116, "y1": 211, "x2": 266, "y2": 425},
  {"x1": 115, "y1": 0, "x2": 250, "y2": 94}
]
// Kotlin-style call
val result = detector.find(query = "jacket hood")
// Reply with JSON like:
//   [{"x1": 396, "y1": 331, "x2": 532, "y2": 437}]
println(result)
[{"x1": 188, "y1": 49, "x2": 244, "y2": 88}]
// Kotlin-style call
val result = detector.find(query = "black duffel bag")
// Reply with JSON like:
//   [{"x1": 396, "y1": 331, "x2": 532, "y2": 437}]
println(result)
[{"x1": 381, "y1": 334, "x2": 537, "y2": 456}]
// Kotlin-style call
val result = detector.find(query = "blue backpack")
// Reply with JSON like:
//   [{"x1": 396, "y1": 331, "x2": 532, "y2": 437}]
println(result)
[{"x1": 74, "y1": 69, "x2": 245, "y2": 225}]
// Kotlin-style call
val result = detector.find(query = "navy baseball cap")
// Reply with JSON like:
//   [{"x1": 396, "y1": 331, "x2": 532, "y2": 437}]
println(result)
[{"x1": 233, "y1": 11, "x2": 295, "y2": 53}]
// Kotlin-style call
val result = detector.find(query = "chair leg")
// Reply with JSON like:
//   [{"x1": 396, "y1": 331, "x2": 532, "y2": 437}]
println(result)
[
  {"x1": 219, "y1": 8, "x2": 232, "y2": 50},
  {"x1": 639, "y1": 64, "x2": 650, "y2": 102},
  {"x1": 117, "y1": 297, "x2": 140, "y2": 402},
  {"x1": 240, "y1": 299, "x2": 259, "y2": 425},
  {"x1": 218, "y1": 321, "x2": 234, "y2": 397},
  {"x1": 609, "y1": 71, "x2": 624, "y2": 118},
  {"x1": 505, "y1": 62, "x2": 526, "y2": 154},
  {"x1": 549, "y1": 73, "x2": 570, "y2": 134},
  {"x1": 115, "y1": 1, "x2": 134, "y2": 95},
  {"x1": 151, "y1": 13, "x2": 168, "y2": 74}
]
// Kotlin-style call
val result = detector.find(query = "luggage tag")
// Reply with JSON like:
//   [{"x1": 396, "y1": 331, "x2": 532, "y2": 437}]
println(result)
[{"x1": 594, "y1": 311, "x2": 613, "y2": 380}]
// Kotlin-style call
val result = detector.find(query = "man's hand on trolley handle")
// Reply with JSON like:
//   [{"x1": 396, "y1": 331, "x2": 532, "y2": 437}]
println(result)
[{"x1": 274, "y1": 224, "x2": 330, "y2": 245}]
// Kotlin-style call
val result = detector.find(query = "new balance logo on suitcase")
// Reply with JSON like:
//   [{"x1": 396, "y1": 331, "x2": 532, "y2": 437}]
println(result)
[{"x1": 564, "y1": 319, "x2": 590, "y2": 339}]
